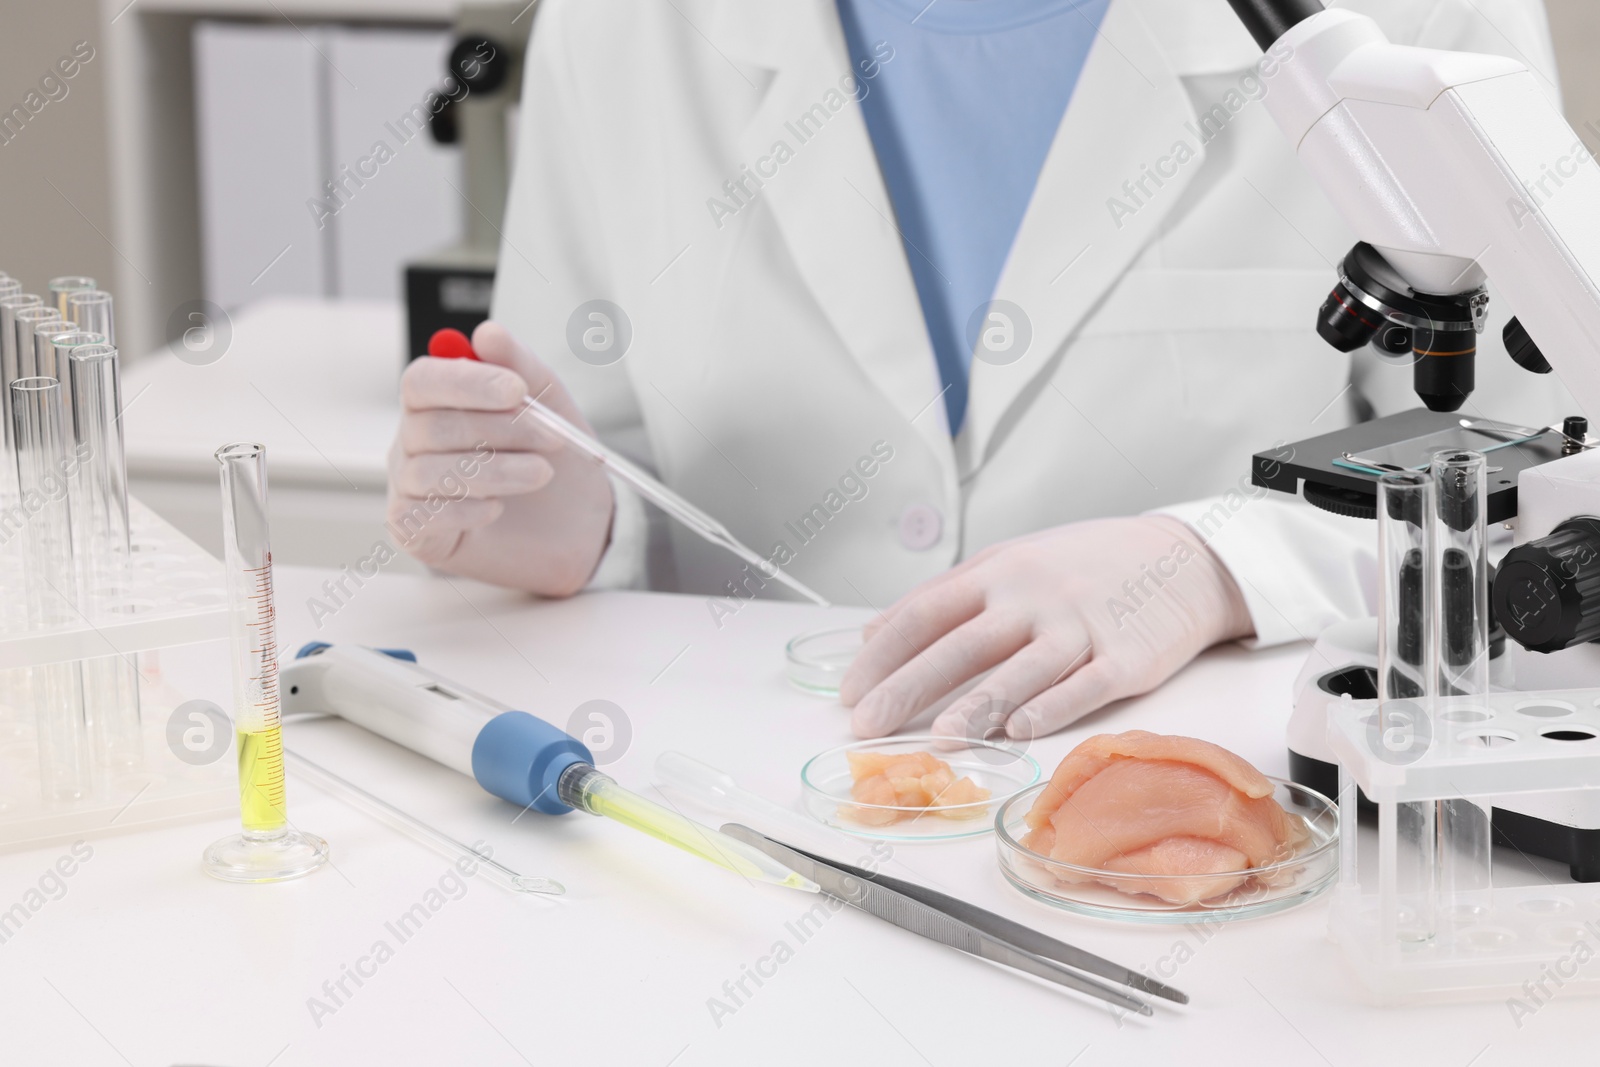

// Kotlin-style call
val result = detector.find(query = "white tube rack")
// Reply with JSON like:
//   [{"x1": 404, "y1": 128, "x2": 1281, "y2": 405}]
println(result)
[
  {"x1": 1326, "y1": 687, "x2": 1600, "y2": 1003},
  {"x1": 1, "y1": 498, "x2": 230, "y2": 668},
  {"x1": 0, "y1": 499, "x2": 235, "y2": 853}
]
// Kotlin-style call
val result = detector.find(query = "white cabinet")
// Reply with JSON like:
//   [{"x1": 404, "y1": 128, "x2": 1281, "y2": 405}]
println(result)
[
  {"x1": 191, "y1": 20, "x2": 461, "y2": 308},
  {"x1": 327, "y1": 28, "x2": 463, "y2": 300},
  {"x1": 193, "y1": 23, "x2": 329, "y2": 305}
]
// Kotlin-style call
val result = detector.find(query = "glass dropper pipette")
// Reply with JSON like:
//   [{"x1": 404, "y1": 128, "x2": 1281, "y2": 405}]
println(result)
[{"x1": 424, "y1": 328, "x2": 830, "y2": 607}]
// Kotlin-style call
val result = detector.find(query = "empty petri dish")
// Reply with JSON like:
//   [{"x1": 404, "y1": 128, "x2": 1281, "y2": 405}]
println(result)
[{"x1": 785, "y1": 625, "x2": 863, "y2": 697}]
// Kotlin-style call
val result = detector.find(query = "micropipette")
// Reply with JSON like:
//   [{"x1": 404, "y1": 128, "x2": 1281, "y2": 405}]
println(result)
[
  {"x1": 425, "y1": 328, "x2": 830, "y2": 607},
  {"x1": 204, "y1": 442, "x2": 329, "y2": 883},
  {"x1": 279, "y1": 642, "x2": 819, "y2": 893}
]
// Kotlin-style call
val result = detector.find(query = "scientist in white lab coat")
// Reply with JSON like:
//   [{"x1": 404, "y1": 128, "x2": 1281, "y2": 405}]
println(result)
[{"x1": 388, "y1": 0, "x2": 1571, "y2": 740}]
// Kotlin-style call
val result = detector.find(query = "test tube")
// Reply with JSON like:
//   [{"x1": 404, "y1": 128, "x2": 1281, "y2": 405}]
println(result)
[
  {"x1": 1, "y1": 293, "x2": 42, "y2": 371},
  {"x1": 1433, "y1": 451, "x2": 1492, "y2": 698},
  {"x1": 34, "y1": 323, "x2": 85, "y2": 384},
  {"x1": 1431, "y1": 450, "x2": 1493, "y2": 916},
  {"x1": 11, "y1": 376, "x2": 90, "y2": 802},
  {"x1": 9, "y1": 307, "x2": 64, "y2": 506},
  {"x1": 68, "y1": 344, "x2": 140, "y2": 769},
  {"x1": 0, "y1": 286, "x2": 39, "y2": 738},
  {"x1": 1, "y1": 294, "x2": 44, "y2": 500},
  {"x1": 66, "y1": 345, "x2": 129, "y2": 565},
  {"x1": 1376, "y1": 470, "x2": 1436, "y2": 943},
  {"x1": 1, "y1": 293, "x2": 43, "y2": 369},
  {"x1": 13, "y1": 306, "x2": 64, "y2": 381},
  {"x1": 48, "y1": 276, "x2": 95, "y2": 321},
  {"x1": 0, "y1": 290, "x2": 21, "y2": 735},
  {"x1": 39, "y1": 331, "x2": 104, "y2": 399},
  {"x1": 66, "y1": 290, "x2": 113, "y2": 347}
]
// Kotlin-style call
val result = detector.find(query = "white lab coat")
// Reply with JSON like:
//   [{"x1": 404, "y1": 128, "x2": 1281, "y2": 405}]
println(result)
[{"x1": 491, "y1": 0, "x2": 1571, "y2": 644}]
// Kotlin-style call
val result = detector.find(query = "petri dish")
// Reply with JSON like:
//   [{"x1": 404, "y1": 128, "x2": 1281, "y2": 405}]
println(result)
[
  {"x1": 800, "y1": 734, "x2": 1041, "y2": 841},
  {"x1": 785, "y1": 625, "x2": 863, "y2": 697},
  {"x1": 995, "y1": 778, "x2": 1339, "y2": 923}
]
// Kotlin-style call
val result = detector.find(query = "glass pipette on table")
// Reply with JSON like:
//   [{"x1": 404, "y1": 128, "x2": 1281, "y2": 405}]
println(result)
[
  {"x1": 426, "y1": 328, "x2": 829, "y2": 607},
  {"x1": 280, "y1": 737, "x2": 564, "y2": 895}
]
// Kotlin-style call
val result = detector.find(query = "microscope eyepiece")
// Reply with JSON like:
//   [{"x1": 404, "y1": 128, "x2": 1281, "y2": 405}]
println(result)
[{"x1": 1226, "y1": 0, "x2": 1326, "y2": 50}]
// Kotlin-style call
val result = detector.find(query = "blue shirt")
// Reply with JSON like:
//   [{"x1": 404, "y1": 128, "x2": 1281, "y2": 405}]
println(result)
[{"x1": 836, "y1": 0, "x2": 1110, "y2": 433}]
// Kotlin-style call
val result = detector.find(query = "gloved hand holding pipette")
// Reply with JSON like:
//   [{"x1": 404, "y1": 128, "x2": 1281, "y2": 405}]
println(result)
[
  {"x1": 401, "y1": 325, "x2": 829, "y2": 606},
  {"x1": 388, "y1": 321, "x2": 617, "y2": 595}
]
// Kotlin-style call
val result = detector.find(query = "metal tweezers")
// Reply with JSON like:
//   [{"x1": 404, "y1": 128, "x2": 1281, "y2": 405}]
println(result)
[{"x1": 722, "y1": 824, "x2": 1187, "y2": 1015}]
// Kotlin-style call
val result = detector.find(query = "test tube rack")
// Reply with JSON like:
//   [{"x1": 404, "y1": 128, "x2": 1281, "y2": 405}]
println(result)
[
  {"x1": 0, "y1": 497, "x2": 236, "y2": 853},
  {"x1": 1326, "y1": 686, "x2": 1600, "y2": 1003}
]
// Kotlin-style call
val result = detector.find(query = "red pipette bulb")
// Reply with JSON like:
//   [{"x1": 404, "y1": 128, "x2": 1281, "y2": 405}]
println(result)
[{"x1": 427, "y1": 327, "x2": 478, "y2": 361}]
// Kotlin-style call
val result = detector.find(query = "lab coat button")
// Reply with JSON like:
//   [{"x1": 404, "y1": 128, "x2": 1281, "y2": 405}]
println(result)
[{"x1": 898, "y1": 504, "x2": 942, "y2": 551}]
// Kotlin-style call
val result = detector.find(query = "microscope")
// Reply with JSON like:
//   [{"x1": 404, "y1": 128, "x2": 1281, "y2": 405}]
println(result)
[{"x1": 1221, "y1": 0, "x2": 1600, "y2": 879}]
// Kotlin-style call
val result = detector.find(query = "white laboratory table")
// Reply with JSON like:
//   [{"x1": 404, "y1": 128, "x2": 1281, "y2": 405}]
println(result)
[{"x1": 0, "y1": 566, "x2": 1588, "y2": 1066}]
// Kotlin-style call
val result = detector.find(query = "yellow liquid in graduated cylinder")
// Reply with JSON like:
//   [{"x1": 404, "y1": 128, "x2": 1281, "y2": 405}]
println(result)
[{"x1": 237, "y1": 727, "x2": 288, "y2": 832}]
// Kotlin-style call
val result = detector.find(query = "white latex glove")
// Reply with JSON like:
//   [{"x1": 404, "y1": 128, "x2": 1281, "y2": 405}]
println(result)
[
  {"x1": 386, "y1": 320, "x2": 614, "y2": 595},
  {"x1": 838, "y1": 516, "x2": 1255, "y2": 740}
]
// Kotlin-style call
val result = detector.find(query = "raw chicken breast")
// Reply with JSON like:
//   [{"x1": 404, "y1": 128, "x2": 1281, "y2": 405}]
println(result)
[
  {"x1": 1100, "y1": 837, "x2": 1252, "y2": 905},
  {"x1": 1021, "y1": 731, "x2": 1306, "y2": 905}
]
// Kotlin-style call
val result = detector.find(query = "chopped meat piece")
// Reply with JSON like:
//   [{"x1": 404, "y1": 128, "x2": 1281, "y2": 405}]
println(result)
[{"x1": 842, "y1": 750, "x2": 992, "y2": 826}]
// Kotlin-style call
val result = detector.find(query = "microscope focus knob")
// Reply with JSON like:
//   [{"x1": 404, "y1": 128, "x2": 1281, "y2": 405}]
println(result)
[
  {"x1": 1565, "y1": 416, "x2": 1590, "y2": 455},
  {"x1": 450, "y1": 36, "x2": 510, "y2": 94},
  {"x1": 1503, "y1": 317, "x2": 1553, "y2": 375},
  {"x1": 1494, "y1": 517, "x2": 1600, "y2": 654}
]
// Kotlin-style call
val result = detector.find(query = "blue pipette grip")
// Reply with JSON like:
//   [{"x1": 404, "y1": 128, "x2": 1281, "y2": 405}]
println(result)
[
  {"x1": 471, "y1": 711, "x2": 593, "y2": 815},
  {"x1": 290, "y1": 642, "x2": 593, "y2": 815}
]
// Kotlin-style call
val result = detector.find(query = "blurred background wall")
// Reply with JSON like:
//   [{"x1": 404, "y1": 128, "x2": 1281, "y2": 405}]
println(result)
[
  {"x1": 1549, "y1": 0, "x2": 1600, "y2": 127},
  {"x1": 0, "y1": 0, "x2": 116, "y2": 299},
  {"x1": 1, "y1": 0, "x2": 463, "y2": 364}
]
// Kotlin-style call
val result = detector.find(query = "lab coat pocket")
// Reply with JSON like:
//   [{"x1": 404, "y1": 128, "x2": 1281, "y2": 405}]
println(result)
[
  {"x1": 1079, "y1": 267, "x2": 1349, "y2": 419},
  {"x1": 1053, "y1": 267, "x2": 1350, "y2": 498},
  {"x1": 1075, "y1": 268, "x2": 1330, "y2": 339}
]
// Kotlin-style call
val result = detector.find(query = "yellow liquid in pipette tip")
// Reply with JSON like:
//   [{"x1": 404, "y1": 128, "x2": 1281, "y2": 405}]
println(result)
[
  {"x1": 237, "y1": 726, "x2": 288, "y2": 833},
  {"x1": 584, "y1": 778, "x2": 818, "y2": 892}
]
